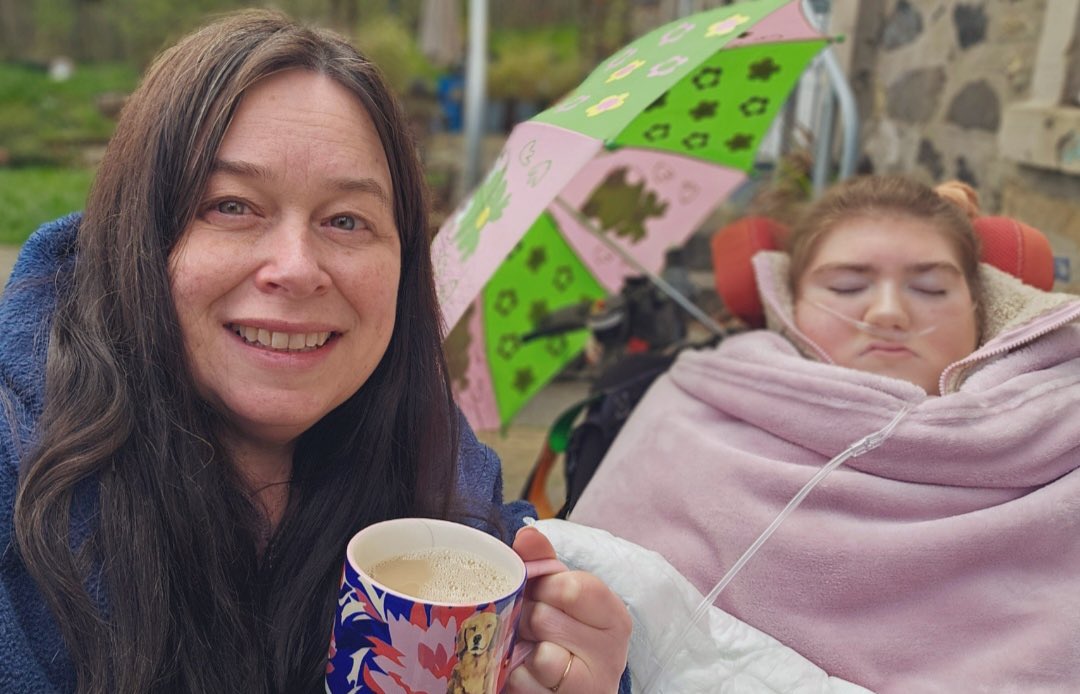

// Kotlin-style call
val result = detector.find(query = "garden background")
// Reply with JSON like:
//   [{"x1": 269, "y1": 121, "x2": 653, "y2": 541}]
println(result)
[{"x1": 0, "y1": 0, "x2": 673, "y2": 243}]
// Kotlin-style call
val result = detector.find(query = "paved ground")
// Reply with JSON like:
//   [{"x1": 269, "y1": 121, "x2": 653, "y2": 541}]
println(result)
[
  {"x1": 477, "y1": 379, "x2": 590, "y2": 511},
  {"x1": 0, "y1": 242, "x2": 586, "y2": 509}
]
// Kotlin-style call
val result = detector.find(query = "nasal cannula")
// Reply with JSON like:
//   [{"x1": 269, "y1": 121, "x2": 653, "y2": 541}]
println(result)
[
  {"x1": 640, "y1": 404, "x2": 913, "y2": 693},
  {"x1": 811, "y1": 300, "x2": 936, "y2": 341}
]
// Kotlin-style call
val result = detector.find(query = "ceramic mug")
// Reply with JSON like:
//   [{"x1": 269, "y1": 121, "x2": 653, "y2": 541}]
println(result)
[{"x1": 326, "y1": 518, "x2": 528, "y2": 694}]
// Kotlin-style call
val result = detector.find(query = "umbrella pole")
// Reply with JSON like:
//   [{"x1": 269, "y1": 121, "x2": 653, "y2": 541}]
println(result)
[
  {"x1": 462, "y1": 0, "x2": 488, "y2": 194},
  {"x1": 553, "y1": 197, "x2": 730, "y2": 338}
]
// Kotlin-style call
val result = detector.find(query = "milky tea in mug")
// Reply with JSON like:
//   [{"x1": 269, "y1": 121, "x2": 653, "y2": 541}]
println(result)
[
  {"x1": 326, "y1": 518, "x2": 527, "y2": 694},
  {"x1": 368, "y1": 546, "x2": 518, "y2": 604}
]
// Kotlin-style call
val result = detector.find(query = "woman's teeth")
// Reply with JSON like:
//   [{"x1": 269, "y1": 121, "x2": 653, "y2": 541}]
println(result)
[{"x1": 230, "y1": 324, "x2": 332, "y2": 352}]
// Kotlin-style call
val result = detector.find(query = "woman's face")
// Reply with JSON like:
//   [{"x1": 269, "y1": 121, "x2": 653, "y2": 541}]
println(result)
[
  {"x1": 170, "y1": 69, "x2": 401, "y2": 450},
  {"x1": 793, "y1": 215, "x2": 978, "y2": 395}
]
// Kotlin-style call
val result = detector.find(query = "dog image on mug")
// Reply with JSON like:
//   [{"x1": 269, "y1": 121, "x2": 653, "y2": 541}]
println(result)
[{"x1": 449, "y1": 611, "x2": 499, "y2": 694}]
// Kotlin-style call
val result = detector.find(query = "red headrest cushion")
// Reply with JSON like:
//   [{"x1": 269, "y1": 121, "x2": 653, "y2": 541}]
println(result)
[
  {"x1": 711, "y1": 214, "x2": 1055, "y2": 327},
  {"x1": 972, "y1": 216, "x2": 1055, "y2": 291},
  {"x1": 710, "y1": 217, "x2": 788, "y2": 327}
]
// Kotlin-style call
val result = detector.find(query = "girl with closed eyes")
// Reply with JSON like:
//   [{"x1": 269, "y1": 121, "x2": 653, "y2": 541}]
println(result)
[{"x1": 572, "y1": 175, "x2": 1080, "y2": 692}]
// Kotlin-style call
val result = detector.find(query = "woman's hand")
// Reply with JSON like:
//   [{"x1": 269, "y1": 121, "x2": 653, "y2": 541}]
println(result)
[{"x1": 508, "y1": 526, "x2": 631, "y2": 693}]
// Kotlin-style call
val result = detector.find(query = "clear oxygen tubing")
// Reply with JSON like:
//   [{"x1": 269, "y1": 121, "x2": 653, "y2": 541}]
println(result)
[
  {"x1": 810, "y1": 300, "x2": 937, "y2": 341},
  {"x1": 640, "y1": 404, "x2": 913, "y2": 694}
]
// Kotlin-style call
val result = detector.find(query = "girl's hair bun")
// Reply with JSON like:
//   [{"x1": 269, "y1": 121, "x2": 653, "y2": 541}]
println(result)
[{"x1": 934, "y1": 180, "x2": 981, "y2": 221}]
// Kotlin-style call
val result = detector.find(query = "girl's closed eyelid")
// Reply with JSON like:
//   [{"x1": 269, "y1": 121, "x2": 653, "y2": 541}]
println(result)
[
  {"x1": 817, "y1": 275, "x2": 868, "y2": 293},
  {"x1": 909, "y1": 276, "x2": 951, "y2": 295}
]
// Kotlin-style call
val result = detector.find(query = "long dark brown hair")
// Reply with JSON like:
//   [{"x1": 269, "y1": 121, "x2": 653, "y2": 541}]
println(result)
[{"x1": 14, "y1": 10, "x2": 462, "y2": 693}]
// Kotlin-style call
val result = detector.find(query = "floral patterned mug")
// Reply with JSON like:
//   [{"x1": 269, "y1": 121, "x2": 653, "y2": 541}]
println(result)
[{"x1": 326, "y1": 518, "x2": 527, "y2": 694}]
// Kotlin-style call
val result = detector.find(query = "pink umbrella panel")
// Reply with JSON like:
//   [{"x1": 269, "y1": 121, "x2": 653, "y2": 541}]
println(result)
[
  {"x1": 442, "y1": 141, "x2": 748, "y2": 430},
  {"x1": 433, "y1": 0, "x2": 829, "y2": 430}
]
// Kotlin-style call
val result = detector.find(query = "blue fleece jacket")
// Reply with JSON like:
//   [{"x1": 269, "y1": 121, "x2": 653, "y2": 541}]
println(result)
[{"x1": 0, "y1": 216, "x2": 548, "y2": 692}]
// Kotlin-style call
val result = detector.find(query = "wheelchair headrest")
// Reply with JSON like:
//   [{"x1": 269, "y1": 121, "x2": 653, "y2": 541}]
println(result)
[
  {"x1": 971, "y1": 216, "x2": 1055, "y2": 292},
  {"x1": 711, "y1": 214, "x2": 1056, "y2": 328}
]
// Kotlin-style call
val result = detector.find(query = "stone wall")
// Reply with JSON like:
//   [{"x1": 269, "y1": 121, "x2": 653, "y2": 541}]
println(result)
[{"x1": 831, "y1": 0, "x2": 1080, "y2": 290}]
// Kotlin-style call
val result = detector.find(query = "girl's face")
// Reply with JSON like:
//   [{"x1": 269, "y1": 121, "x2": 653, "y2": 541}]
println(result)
[
  {"x1": 169, "y1": 69, "x2": 401, "y2": 452},
  {"x1": 793, "y1": 215, "x2": 978, "y2": 395}
]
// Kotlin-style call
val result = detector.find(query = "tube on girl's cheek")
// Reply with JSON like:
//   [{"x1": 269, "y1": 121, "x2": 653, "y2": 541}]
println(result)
[{"x1": 810, "y1": 300, "x2": 936, "y2": 341}]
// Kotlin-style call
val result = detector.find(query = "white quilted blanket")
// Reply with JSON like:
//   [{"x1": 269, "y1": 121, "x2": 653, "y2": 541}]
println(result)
[{"x1": 532, "y1": 519, "x2": 873, "y2": 694}]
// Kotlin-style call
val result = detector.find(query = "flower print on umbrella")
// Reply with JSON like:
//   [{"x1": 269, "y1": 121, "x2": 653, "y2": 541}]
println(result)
[
  {"x1": 555, "y1": 94, "x2": 591, "y2": 113},
  {"x1": 606, "y1": 59, "x2": 647, "y2": 83},
  {"x1": 546, "y1": 334, "x2": 569, "y2": 358},
  {"x1": 692, "y1": 67, "x2": 724, "y2": 90},
  {"x1": 707, "y1": 13, "x2": 751, "y2": 37},
  {"x1": 455, "y1": 163, "x2": 511, "y2": 261},
  {"x1": 748, "y1": 57, "x2": 782, "y2": 80},
  {"x1": 517, "y1": 139, "x2": 538, "y2": 167},
  {"x1": 586, "y1": 93, "x2": 631, "y2": 118},
  {"x1": 739, "y1": 96, "x2": 770, "y2": 117},
  {"x1": 513, "y1": 367, "x2": 536, "y2": 394},
  {"x1": 726, "y1": 133, "x2": 755, "y2": 151},
  {"x1": 552, "y1": 266, "x2": 575, "y2": 292},
  {"x1": 604, "y1": 47, "x2": 638, "y2": 71},
  {"x1": 648, "y1": 56, "x2": 689, "y2": 78},
  {"x1": 689, "y1": 101, "x2": 719, "y2": 121},
  {"x1": 679, "y1": 180, "x2": 702, "y2": 204},
  {"x1": 682, "y1": 132, "x2": 711, "y2": 151},
  {"x1": 493, "y1": 289, "x2": 519, "y2": 317},
  {"x1": 529, "y1": 299, "x2": 551, "y2": 326},
  {"x1": 496, "y1": 334, "x2": 521, "y2": 361},
  {"x1": 527, "y1": 160, "x2": 552, "y2": 188},
  {"x1": 643, "y1": 123, "x2": 671, "y2": 143},
  {"x1": 659, "y1": 22, "x2": 695, "y2": 46},
  {"x1": 525, "y1": 246, "x2": 548, "y2": 272}
]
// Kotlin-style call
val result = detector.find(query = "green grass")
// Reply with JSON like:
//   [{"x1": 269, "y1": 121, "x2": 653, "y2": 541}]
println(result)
[
  {"x1": 0, "y1": 61, "x2": 136, "y2": 244},
  {"x1": 0, "y1": 167, "x2": 93, "y2": 245},
  {"x1": 0, "y1": 62, "x2": 137, "y2": 166}
]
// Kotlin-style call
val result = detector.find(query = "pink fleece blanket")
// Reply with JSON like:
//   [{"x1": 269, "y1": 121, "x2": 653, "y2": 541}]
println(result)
[{"x1": 572, "y1": 316, "x2": 1080, "y2": 691}]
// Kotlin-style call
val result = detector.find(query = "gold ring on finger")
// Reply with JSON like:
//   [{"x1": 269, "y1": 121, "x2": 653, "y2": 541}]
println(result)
[{"x1": 550, "y1": 652, "x2": 575, "y2": 692}]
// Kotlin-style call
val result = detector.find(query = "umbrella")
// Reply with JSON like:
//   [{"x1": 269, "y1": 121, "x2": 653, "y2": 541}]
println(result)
[{"x1": 433, "y1": 0, "x2": 829, "y2": 430}]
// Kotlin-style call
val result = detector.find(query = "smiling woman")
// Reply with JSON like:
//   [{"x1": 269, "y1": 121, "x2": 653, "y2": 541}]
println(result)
[
  {"x1": 168, "y1": 70, "x2": 403, "y2": 513},
  {"x1": 0, "y1": 10, "x2": 630, "y2": 694}
]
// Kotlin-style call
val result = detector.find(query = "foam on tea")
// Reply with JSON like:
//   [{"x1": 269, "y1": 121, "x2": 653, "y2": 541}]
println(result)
[{"x1": 368, "y1": 547, "x2": 516, "y2": 603}]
